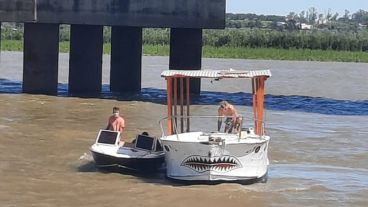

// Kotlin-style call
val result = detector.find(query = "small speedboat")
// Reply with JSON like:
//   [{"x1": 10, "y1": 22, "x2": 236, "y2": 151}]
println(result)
[{"x1": 90, "y1": 130, "x2": 165, "y2": 172}]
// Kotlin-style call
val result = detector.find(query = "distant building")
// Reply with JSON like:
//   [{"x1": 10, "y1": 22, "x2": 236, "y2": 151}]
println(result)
[
  {"x1": 358, "y1": 23, "x2": 367, "y2": 29},
  {"x1": 276, "y1": 21, "x2": 286, "y2": 27},
  {"x1": 300, "y1": 23, "x2": 312, "y2": 30}
]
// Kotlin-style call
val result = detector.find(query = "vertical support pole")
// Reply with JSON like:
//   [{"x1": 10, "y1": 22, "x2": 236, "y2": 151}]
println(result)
[
  {"x1": 110, "y1": 26, "x2": 142, "y2": 92},
  {"x1": 173, "y1": 77, "x2": 178, "y2": 131},
  {"x1": 253, "y1": 77, "x2": 266, "y2": 136},
  {"x1": 23, "y1": 23, "x2": 59, "y2": 95},
  {"x1": 252, "y1": 78, "x2": 258, "y2": 131},
  {"x1": 186, "y1": 77, "x2": 190, "y2": 132},
  {"x1": 169, "y1": 28, "x2": 202, "y2": 94},
  {"x1": 257, "y1": 77, "x2": 266, "y2": 135},
  {"x1": 69, "y1": 24, "x2": 103, "y2": 94},
  {"x1": 180, "y1": 78, "x2": 184, "y2": 133},
  {"x1": 166, "y1": 78, "x2": 173, "y2": 135}
]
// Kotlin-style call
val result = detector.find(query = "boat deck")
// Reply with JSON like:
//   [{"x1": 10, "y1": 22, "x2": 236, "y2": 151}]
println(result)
[{"x1": 160, "y1": 131, "x2": 269, "y2": 144}]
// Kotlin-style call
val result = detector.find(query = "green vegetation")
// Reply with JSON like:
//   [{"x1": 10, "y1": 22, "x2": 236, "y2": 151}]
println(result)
[
  {"x1": 145, "y1": 44, "x2": 368, "y2": 62},
  {"x1": 226, "y1": 8, "x2": 368, "y2": 31},
  {"x1": 203, "y1": 46, "x2": 368, "y2": 62},
  {"x1": 2, "y1": 40, "x2": 367, "y2": 62},
  {"x1": 0, "y1": 40, "x2": 23, "y2": 51},
  {"x1": 1, "y1": 8, "x2": 368, "y2": 62},
  {"x1": 145, "y1": 29, "x2": 368, "y2": 52}
]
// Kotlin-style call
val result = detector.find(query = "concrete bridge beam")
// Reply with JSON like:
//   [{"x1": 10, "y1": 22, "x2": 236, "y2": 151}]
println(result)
[
  {"x1": 110, "y1": 26, "x2": 142, "y2": 93},
  {"x1": 23, "y1": 23, "x2": 59, "y2": 95},
  {"x1": 68, "y1": 24, "x2": 103, "y2": 94},
  {"x1": 0, "y1": 0, "x2": 225, "y2": 29},
  {"x1": 169, "y1": 28, "x2": 202, "y2": 94}
]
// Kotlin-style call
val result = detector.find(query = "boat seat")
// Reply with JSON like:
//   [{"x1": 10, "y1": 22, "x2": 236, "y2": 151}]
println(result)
[{"x1": 134, "y1": 134, "x2": 155, "y2": 151}]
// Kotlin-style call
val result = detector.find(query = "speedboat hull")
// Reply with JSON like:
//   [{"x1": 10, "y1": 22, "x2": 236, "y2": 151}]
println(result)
[
  {"x1": 90, "y1": 130, "x2": 165, "y2": 172},
  {"x1": 90, "y1": 144, "x2": 164, "y2": 172},
  {"x1": 91, "y1": 150, "x2": 164, "y2": 171}
]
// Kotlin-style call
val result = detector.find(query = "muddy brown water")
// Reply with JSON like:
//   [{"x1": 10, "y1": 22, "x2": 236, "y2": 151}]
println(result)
[{"x1": 0, "y1": 52, "x2": 367, "y2": 206}]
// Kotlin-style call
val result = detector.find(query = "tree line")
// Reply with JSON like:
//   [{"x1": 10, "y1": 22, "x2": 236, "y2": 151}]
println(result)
[
  {"x1": 226, "y1": 8, "x2": 368, "y2": 31},
  {"x1": 1, "y1": 8, "x2": 368, "y2": 52},
  {"x1": 144, "y1": 29, "x2": 368, "y2": 52}
]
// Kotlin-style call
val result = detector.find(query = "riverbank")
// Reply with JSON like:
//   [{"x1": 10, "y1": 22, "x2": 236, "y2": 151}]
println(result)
[{"x1": 1, "y1": 40, "x2": 368, "y2": 63}]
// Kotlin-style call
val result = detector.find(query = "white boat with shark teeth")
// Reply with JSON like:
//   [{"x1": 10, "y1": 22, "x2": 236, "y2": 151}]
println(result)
[{"x1": 159, "y1": 69, "x2": 271, "y2": 182}]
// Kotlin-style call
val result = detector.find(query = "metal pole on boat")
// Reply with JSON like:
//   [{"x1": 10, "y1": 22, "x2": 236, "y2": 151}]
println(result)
[
  {"x1": 252, "y1": 78, "x2": 258, "y2": 134},
  {"x1": 238, "y1": 115, "x2": 243, "y2": 140},
  {"x1": 174, "y1": 78, "x2": 178, "y2": 133},
  {"x1": 180, "y1": 77, "x2": 184, "y2": 133},
  {"x1": 253, "y1": 76, "x2": 266, "y2": 136},
  {"x1": 186, "y1": 77, "x2": 190, "y2": 132},
  {"x1": 257, "y1": 76, "x2": 266, "y2": 136},
  {"x1": 166, "y1": 77, "x2": 173, "y2": 135}
]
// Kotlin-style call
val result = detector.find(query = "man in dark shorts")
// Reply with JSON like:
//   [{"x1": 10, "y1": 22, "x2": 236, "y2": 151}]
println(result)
[{"x1": 217, "y1": 101, "x2": 242, "y2": 133}]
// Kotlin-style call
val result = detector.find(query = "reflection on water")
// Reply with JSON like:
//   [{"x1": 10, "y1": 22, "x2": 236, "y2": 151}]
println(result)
[
  {"x1": 1, "y1": 79, "x2": 367, "y2": 116},
  {"x1": 1, "y1": 53, "x2": 368, "y2": 207}
]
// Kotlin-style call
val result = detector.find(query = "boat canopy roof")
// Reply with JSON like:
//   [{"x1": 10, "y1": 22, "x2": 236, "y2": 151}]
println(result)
[{"x1": 161, "y1": 69, "x2": 271, "y2": 79}]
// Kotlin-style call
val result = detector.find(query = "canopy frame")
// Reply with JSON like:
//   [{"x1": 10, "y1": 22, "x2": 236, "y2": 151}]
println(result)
[{"x1": 162, "y1": 69, "x2": 271, "y2": 136}]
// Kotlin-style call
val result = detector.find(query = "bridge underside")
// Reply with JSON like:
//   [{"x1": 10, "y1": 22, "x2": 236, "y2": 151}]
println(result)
[{"x1": 0, "y1": 0, "x2": 225, "y2": 95}]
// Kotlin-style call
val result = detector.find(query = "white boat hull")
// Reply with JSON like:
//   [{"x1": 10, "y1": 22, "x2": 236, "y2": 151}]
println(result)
[
  {"x1": 161, "y1": 132, "x2": 270, "y2": 181},
  {"x1": 90, "y1": 144, "x2": 165, "y2": 171},
  {"x1": 90, "y1": 130, "x2": 165, "y2": 172}
]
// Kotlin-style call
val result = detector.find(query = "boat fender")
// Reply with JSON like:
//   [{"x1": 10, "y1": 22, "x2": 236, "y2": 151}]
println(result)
[{"x1": 247, "y1": 127, "x2": 255, "y2": 135}]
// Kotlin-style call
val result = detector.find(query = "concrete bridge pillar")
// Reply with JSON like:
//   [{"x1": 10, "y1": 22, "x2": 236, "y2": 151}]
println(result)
[
  {"x1": 110, "y1": 26, "x2": 142, "y2": 92},
  {"x1": 69, "y1": 24, "x2": 103, "y2": 94},
  {"x1": 169, "y1": 28, "x2": 203, "y2": 94},
  {"x1": 23, "y1": 23, "x2": 59, "y2": 95}
]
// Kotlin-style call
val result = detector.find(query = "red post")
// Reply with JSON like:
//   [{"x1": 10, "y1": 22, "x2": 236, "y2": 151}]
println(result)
[
  {"x1": 186, "y1": 77, "x2": 190, "y2": 132},
  {"x1": 173, "y1": 77, "x2": 178, "y2": 131},
  {"x1": 255, "y1": 77, "x2": 266, "y2": 136},
  {"x1": 180, "y1": 77, "x2": 184, "y2": 133},
  {"x1": 166, "y1": 78, "x2": 173, "y2": 135},
  {"x1": 252, "y1": 78, "x2": 258, "y2": 133}
]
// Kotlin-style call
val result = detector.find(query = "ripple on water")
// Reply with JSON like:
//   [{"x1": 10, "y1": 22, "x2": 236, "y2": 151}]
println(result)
[{"x1": 268, "y1": 164, "x2": 368, "y2": 193}]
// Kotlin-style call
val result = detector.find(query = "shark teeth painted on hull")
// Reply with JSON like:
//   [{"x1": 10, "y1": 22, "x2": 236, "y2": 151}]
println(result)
[{"x1": 181, "y1": 155, "x2": 242, "y2": 173}]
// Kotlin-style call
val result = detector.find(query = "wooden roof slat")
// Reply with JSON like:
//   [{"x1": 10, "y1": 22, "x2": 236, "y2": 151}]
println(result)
[{"x1": 161, "y1": 69, "x2": 271, "y2": 79}]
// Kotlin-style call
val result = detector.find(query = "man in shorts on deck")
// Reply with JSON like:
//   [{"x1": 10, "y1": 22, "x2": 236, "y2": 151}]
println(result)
[
  {"x1": 217, "y1": 101, "x2": 242, "y2": 133},
  {"x1": 106, "y1": 107, "x2": 126, "y2": 145}
]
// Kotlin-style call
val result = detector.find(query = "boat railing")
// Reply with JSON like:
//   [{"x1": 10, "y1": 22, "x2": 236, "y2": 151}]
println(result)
[{"x1": 159, "y1": 115, "x2": 266, "y2": 139}]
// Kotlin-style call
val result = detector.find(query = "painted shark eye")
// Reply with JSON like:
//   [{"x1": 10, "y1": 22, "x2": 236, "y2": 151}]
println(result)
[{"x1": 255, "y1": 146, "x2": 261, "y2": 153}]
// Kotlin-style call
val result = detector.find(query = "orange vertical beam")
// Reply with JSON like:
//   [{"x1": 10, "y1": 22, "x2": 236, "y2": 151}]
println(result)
[
  {"x1": 166, "y1": 77, "x2": 173, "y2": 135},
  {"x1": 252, "y1": 78, "x2": 258, "y2": 132},
  {"x1": 256, "y1": 77, "x2": 266, "y2": 135},
  {"x1": 186, "y1": 77, "x2": 190, "y2": 132},
  {"x1": 173, "y1": 77, "x2": 178, "y2": 131},
  {"x1": 180, "y1": 78, "x2": 184, "y2": 133}
]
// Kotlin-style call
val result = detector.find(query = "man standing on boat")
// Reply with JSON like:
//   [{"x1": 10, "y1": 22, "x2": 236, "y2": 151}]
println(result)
[
  {"x1": 217, "y1": 101, "x2": 242, "y2": 133},
  {"x1": 106, "y1": 107, "x2": 125, "y2": 145}
]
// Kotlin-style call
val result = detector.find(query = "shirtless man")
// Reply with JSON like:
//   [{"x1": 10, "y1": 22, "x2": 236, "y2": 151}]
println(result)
[
  {"x1": 106, "y1": 107, "x2": 125, "y2": 145},
  {"x1": 217, "y1": 101, "x2": 242, "y2": 133}
]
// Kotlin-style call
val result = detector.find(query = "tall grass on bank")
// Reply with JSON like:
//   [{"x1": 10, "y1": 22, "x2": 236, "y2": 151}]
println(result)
[
  {"x1": 1, "y1": 40, "x2": 368, "y2": 63},
  {"x1": 203, "y1": 46, "x2": 368, "y2": 62}
]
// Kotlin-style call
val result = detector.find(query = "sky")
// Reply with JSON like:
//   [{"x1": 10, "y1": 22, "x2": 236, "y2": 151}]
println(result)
[{"x1": 226, "y1": 0, "x2": 367, "y2": 16}]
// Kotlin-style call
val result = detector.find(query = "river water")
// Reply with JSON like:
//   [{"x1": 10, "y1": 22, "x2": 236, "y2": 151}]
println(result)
[{"x1": 0, "y1": 51, "x2": 367, "y2": 207}]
